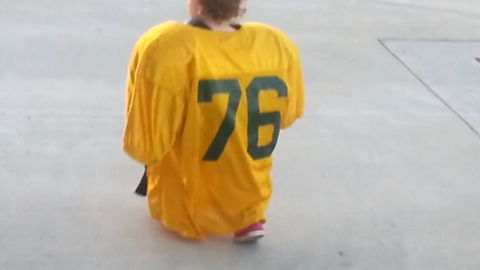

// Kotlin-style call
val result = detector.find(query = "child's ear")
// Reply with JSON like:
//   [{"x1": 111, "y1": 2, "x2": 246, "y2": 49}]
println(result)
[
  {"x1": 193, "y1": 0, "x2": 204, "y2": 16},
  {"x1": 239, "y1": 0, "x2": 247, "y2": 17}
]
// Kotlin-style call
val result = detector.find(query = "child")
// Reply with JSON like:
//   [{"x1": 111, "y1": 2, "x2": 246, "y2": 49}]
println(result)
[{"x1": 123, "y1": 0, "x2": 305, "y2": 242}]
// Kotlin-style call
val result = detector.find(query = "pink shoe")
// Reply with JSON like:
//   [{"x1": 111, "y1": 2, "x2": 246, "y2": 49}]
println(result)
[{"x1": 234, "y1": 222, "x2": 265, "y2": 242}]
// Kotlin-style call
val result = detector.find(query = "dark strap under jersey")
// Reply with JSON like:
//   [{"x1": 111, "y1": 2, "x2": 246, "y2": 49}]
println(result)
[{"x1": 135, "y1": 167, "x2": 148, "y2": 196}]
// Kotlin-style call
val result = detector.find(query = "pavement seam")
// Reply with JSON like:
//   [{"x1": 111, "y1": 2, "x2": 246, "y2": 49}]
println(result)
[
  {"x1": 365, "y1": 0, "x2": 480, "y2": 19},
  {"x1": 378, "y1": 38, "x2": 480, "y2": 139},
  {"x1": 381, "y1": 38, "x2": 480, "y2": 43}
]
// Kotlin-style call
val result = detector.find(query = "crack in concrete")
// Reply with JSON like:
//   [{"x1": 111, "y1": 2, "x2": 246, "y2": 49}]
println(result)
[{"x1": 378, "y1": 38, "x2": 480, "y2": 139}]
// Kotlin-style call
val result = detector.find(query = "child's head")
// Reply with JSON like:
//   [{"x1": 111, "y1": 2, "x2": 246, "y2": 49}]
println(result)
[{"x1": 188, "y1": 0, "x2": 246, "y2": 22}]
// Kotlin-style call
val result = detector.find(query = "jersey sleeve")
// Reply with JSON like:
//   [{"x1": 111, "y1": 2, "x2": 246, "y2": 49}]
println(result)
[
  {"x1": 281, "y1": 47, "x2": 305, "y2": 129},
  {"x1": 123, "y1": 25, "x2": 189, "y2": 165},
  {"x1": 123, "y1": 78, "x2": 185, "y2": 166}
]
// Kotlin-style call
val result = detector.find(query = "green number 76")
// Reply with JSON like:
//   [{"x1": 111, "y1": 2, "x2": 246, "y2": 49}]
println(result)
[{"x1": 198, "y1": 76, "x2": 288, "y2": 161}]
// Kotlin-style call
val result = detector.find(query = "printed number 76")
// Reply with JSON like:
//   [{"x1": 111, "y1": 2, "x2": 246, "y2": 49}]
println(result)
[{"x1": 198, "y1": 76, "x2": 288, "y2": 161}]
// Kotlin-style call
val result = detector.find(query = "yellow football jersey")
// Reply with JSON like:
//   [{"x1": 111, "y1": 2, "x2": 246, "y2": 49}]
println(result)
[{"x1": 123, "y1": 21, "x2": 305, "y2": 239}]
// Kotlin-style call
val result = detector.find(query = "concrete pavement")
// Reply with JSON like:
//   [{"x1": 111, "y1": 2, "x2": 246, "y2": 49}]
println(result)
[{"x1": 1, "y1": 0, "x2": 479, "y2": 269}]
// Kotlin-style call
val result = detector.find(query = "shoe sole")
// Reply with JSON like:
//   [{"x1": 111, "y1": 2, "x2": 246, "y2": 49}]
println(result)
[{"x1": 234, "y1": 230, "x2": 265, "y2": 243}]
